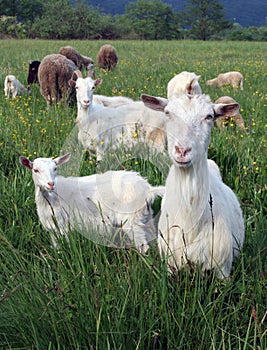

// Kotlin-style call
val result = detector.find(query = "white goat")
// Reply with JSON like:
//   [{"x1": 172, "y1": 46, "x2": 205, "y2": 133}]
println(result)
[
  {"x1": 93, "y1": 94, "x2": 134, "y2": 107},
  {"x1": 69, "y1": 70, "x2": 166, "y2": 160},
  {"x1": 4, "y1": 75, "x2": 29, "y2": 98},
  {"x1": 141, "y1": 93, "x2": 245, "y2": 278},
  {"x1": 167, "y1": 71, "x2": 202, "y2": 99},
  {"x1": 19, "y1": 153, "x2": 164, "y2": 251},
  {"x1": 206, "y1": 71, "x2": 244, "y2": 90}
]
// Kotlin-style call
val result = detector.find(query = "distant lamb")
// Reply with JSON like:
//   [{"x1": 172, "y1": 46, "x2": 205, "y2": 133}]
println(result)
[
  {"x1": 167, "y1": 71, "x2": 202, "y2": 98},
  {"x1": 214, "y1": 96, "x2": 245, "y2": 129},
  {"x1": 27, "y1": 60, "x2": 41, "y2": 88},
  {"x1": 38, "y1": 53, "x2": 78, "y2": 105},
  {"x1": 19, "y1": 153, "x2": 164, "y2": 251},
  {"x1": 206, "y1": 71, "x2": 244, "y2": 90},
  {"x1": 69, "y1": 70, "x2": 166, "y2": 160},
  {"x1": 97, "y1": 44, "x2": 118, "y2": 71},
  {"x1": 4, "y1": 75, "x2": 29, "y2": 98},
  {"x1": 59, "y1": 46, "x2": 94, "y2": 70},
  {"x1": 141, "y1": 93, "x2": 245, "y2": 278}
]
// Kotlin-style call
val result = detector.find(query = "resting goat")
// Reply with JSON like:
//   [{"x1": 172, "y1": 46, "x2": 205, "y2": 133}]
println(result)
[
  {"x1": 19, "y1": 153, "x2": 164, "y2": 251},
  {"x1": 69, "y1": 70, "x2": 166, "y2": 160},
  {"x1": 141, "y1": 93, "x2": 245, "y2": 278}
]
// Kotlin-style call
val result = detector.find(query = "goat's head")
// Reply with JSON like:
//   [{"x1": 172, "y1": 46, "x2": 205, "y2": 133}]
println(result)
[
  {"x1": 20, "y1": 153, "x2": 71, "y2": 191},
  {"x1": 69, "y1": 70, "x2": 102, "y2": 109},
  {"x1": 141, "y1": 93, "x2": 239, "y2": 168}
]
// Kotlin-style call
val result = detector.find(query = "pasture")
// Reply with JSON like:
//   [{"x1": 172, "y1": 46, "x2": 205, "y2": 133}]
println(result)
[{"x1": 0, "y1": 39, "x2": 266, "y2": 349}]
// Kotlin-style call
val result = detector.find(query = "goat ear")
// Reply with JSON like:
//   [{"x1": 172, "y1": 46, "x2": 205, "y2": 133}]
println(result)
[
  {"x1": 54, "y1": 153, "x2": 71, "y2": 165},
  {"x1": 141, "y1": 94, "x2": 168, "y2": 112},
  {"x1": 19, "y1": 156, "x2": 33, "y2": 170},
  {"x1": 186, "y1": 79, "x2": 194, "y2": 94},
  {"x1": 213, "y1": 103, "x2": 240, "y2": 120},
  {"x1": 68, "y1": 79, "x2": 76, "y2": 87},
  {"x1": 95, "y1": 78, "x2": 102, "y2": 87}
]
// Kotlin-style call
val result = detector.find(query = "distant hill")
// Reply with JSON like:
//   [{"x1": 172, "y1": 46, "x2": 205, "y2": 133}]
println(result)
[{"x1": 85, "y1": 0, "x2": 267, "y2": 27}]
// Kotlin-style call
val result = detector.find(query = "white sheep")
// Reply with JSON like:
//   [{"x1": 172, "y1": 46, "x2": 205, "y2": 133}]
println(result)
[
  {"x1": 167, "y1": 71, "x2": 202, "y2": 99},
  {"x1": 141, "y1": 93, "x2": 245, "y2": 278},
  {"x1": 206, "y1": 71, "x2": 244, "y2": 90},
  {"x1": 69, "y1": 70, "x2": 166, "y2": 160},
  {"x1": 214, "y1": 96, "x2": 245, "y2": 129},
  {"x1": 4, "y1": 75, "x2": 29, "y2": 98},
  {"x1": 19, "y1": 153, "x2": 164, "y2": 252}
]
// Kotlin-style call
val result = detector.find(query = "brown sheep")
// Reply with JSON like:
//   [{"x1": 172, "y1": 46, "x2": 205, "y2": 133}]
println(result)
[
  {"x1": 206, "y1": 71, "x2": 244, "y2": 90},
  {"x1": 214, "y1": 96, "x2": 245, "y2": 129},
  {"x1": 97, "y1": 44, "x2": 118, "y2": 71},
  {"x1": 59, "y1": 46, "x2": 94, "y2": 70},
  {"x1": 38, "y1": 54, "x2": 78, "y2": 106}
]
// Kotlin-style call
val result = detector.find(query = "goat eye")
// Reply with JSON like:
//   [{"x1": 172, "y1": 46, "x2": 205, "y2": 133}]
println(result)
[
  {"x1": 33, "y1": 169, "x2": 39, "y2": 173},
  {"x1": 205, "y1": 114, "x2": 214, "y2": 121}
]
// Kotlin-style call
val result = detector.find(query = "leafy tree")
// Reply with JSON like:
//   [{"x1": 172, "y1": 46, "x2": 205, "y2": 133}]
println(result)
[
  {"x1": 126, "y1": 0, "x2": 180, "y2": 40},
  {"x1": 0, "y1": 0, "x2": 43, "y2": 22},
  {"x1": 182, "y1": 0, "x2": 232, "y2": 40}
]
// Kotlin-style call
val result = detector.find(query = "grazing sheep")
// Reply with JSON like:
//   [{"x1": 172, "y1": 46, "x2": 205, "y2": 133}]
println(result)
[
  {"x1": 4, "y1": 75, "x2": 29, "y2": 98},
  {"x1": 38, "y1": 54, "x2": 78, "y2": 105},
  {"x1": 141, "y1": 93, "x2": 245, "y2": 278},
  {"x1": 97, "y1": 44, "x2": 118, "y2": 71},
  {"x1": 206, "y1": 71, "x2": 244, "y2": 90},
  {"x1": 27, "y1": 60, "x2": 41, "y2": 88},
  {"x1": 59, "y1": 46, "x2": 94, "y2": 70},
  {"x1": 214, "y1": 96, "x2": 245, "y2": 129},
  {"x1": 167, "y1": 71, "x2": 202, "y2": 99},
  {"x1": 69, "y1": 70, "x2": 166, "y2": 160},
  {"x1": 19, "y1": 153, "x2": 164, "y2": 251}
]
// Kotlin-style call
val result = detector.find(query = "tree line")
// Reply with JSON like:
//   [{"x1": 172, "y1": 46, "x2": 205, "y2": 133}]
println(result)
[{"x1": 1, "y1": 0, "x2": 267, "y2": 41}]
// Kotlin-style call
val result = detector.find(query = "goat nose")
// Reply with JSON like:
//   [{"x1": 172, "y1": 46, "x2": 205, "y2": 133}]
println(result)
[
  {"x1": 47, "y1": 182, "x2": 54, "y2": 190},
  {"x1": 175, "y1": 146, "x2": 192, "y2": 157},
  {"x1": 83, "y1": 99, "x2": 89, "y2": 104}
]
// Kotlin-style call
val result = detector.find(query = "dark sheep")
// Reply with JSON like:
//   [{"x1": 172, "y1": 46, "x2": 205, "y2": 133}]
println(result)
[
  {"x1": 97, "y1": 44, "x2": 118, "y2": 71},
  {"x1": 59, "y1": 46, "x2": 94, "y2": 70},
  {"x1": 38, "y1": 54, "x2": 78, "y2": 106},
  {"x1": 27, "y1": 60, "x2": 41, "y2": 88}
]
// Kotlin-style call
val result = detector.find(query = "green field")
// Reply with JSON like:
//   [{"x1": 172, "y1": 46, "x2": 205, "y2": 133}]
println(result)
[{"x1": 0, "y1": 40, "x2": 266, "y2": 349}]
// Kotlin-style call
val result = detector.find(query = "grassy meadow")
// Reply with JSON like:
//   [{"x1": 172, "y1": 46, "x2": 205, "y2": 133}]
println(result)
[{"x1": 0, "y1": 39, "x2": 266, "y2": 349}]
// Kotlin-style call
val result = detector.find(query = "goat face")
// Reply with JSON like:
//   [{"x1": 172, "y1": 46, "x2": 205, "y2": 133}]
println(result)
[
  {"x1": 20, "y1": 153, "x2": 71, "y2": 192},
  {"x1": 165, "y1": 95, "x2": 215, "y2": 168},
  {"x1": 70, "y1": 76, "x2": 102, "y2": 109}
]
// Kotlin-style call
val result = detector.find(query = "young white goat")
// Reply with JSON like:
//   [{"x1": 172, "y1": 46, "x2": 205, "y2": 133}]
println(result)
[
  {"x1": 69, "y1": 70, "x2": 166, "y2": 160},
  {"x1": 141, "y1": 93, "x2": 245, "y2": 278},
  {"x1": 4, "y1": 75, "x2": 29, "y2": 98},
  {"x1": 19, "y1": 153, "x2": 164, "y2": 251},
  {"x1": 167, "y1": 71, "x2": 202, "y2": 99}
]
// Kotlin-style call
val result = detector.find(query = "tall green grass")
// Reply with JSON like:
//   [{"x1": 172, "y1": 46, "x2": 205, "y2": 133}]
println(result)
[{"x1": 0, "y1": 40, "x2": 266, "y2": 349}]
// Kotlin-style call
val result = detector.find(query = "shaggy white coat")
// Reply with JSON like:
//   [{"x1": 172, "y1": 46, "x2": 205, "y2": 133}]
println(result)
[{"x1": 4, "y1": 75, "x2": 29, "y2": 98}]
